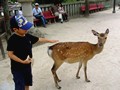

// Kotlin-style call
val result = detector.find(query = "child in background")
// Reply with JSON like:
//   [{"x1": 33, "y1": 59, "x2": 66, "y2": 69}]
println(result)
[{"x1": 58, "y1": 3, "x2": 68, "y2": 21}]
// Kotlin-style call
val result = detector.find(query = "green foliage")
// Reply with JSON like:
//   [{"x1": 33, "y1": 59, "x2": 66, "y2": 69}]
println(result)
[
  {"x1": 34, "y1": 0, "x2": 64, "y2": 4},
  {"x1": 34, "y1": 0, "x2": 78, "y2": 4},
  {"x1": 63, "y1": 0, "x2": 77, "y2": 3},
  {"x1": 10, "y1": 0, "x2": 17, "y2": 3}
]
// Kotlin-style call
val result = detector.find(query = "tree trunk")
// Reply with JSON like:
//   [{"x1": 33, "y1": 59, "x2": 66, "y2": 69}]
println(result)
[
  {"x1": 85, "y1": 0, "x2": 89, "y2": 17},
  {"x1": 2, "y1": 0, "x2": 11, "y2": 39}
]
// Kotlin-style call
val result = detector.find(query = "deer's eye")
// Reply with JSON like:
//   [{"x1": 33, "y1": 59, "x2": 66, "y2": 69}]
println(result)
[{"x1": 105, "y1": 37, "x2": 107, "y2": 39}]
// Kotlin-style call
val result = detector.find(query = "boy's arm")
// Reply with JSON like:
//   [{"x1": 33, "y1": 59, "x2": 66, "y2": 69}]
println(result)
[
  {"x1": 38, "y1": 38, "x2": 59, "y2": 43},
  {"x1": 8, "y1": 51, "x2": 31, "y2": 64}
]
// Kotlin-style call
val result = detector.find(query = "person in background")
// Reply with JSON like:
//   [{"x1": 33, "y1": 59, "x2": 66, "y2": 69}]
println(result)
[
  {"x1": 17, "y1": 7, "x2": 23, "y2": 15},
  {"x1": 32, "y1": 3, "x2": 47, "y2": 27},
  {"x1": 51, "y1": 3, "x2": 63, "y2": 23},
  {"x1": 7, "y1": 14, "x2": 58, "y2": 90},
  {"x1": 118, "y1": 3, "x2": 120, "y2": 9},
  {"x1": 58, "y1": 3, "x2": 68, "y2": 21}
]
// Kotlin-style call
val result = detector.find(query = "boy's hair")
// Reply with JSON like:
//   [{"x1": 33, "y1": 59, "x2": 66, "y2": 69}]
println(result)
[{"x1": 10, "y1": 16, "x2": 19, "y2": 32}]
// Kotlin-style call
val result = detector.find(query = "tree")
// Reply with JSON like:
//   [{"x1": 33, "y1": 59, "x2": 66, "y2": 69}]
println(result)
[{"x1": 2, "y1": 0, "x2": 11, "y2": 39}]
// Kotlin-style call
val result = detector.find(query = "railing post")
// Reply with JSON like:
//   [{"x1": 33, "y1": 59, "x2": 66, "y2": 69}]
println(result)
[
  {"x1": 2, "y1": 0, "x2": 11, "y2": 39},
  {"x1": 0, "y1": 33, "x2": 6, "y2": 59},
  {"x1": 112, "y1": 0, "x2": 116, "y2": 13}
]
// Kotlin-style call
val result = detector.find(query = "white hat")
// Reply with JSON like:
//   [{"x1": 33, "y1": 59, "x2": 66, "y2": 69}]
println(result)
[{"x1": 35, "y1": 3, "x2": 39, "y2": 6}]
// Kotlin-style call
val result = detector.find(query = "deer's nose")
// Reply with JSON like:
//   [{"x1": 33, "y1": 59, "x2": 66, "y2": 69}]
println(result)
[{"x1": 99, "y1": 43, "x2": 103, "y2": 46}]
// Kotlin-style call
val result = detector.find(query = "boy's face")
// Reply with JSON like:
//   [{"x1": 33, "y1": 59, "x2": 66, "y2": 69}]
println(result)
[{"x1": 14, "y1": 28, "x2": 28, "y2": 36}]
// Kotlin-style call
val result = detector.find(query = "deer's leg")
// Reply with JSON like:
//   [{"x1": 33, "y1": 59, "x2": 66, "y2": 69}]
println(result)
[
  {"x1": 52, "y1": 64, "x2": 61, "y2": 82},
  {"x1": 84, "y1": 62, "x2": 90, "y2": 82},
  {"x1": 76, "y1": 61, "x2": 82, "y2": 79},
  {"x1": 51, "y1": 61, "x2": 63, "y2": 89}
]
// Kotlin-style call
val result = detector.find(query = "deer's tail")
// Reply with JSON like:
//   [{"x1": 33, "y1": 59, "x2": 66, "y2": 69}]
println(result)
[
  {"x1": 47, "y1": 43, "x2": 59, "y2": 57},
  {"x1": 47, "y1": 46, "x2": 53, "y2": 57}
]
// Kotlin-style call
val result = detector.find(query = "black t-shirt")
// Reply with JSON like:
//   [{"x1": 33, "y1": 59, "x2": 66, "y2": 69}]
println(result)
[{"x1": 7, "y1": 33, "x2": 39, "y2": 71}]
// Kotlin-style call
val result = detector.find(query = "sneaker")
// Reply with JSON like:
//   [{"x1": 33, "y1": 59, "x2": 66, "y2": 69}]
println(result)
[
  {"x1": 65, "y1": 19, "x2": 69, "y2": 22},
  {"x1": 61, "y1": 21, "x2": 63, "y2": 23},
  {"x1": 61, "y1": 19, "x2": 63, "y2": 23},
  {"x1": 43, "y1": 25, "x2": 47, "y2": 28},
  {"x1": 45, "y1": 21, "x2": 48, "y2": 24}
]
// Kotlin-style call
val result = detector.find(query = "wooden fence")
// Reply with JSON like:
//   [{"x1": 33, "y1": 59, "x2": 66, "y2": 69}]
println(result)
[{"x1": 0, "y1": 1, "x2": 112, "y2": 17}]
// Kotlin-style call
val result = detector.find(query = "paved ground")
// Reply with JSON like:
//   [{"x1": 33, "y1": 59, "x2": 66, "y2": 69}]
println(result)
[{"x1": 1, "y1": 8, "x2": 120, "y2": 90}]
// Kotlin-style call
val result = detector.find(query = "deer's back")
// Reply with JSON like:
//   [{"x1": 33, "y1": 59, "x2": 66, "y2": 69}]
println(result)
[{"x1": 49, "y1": 42, "x2": 96, "y2": 63}]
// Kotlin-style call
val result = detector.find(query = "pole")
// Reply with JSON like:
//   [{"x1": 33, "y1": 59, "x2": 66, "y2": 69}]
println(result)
[
  {"x1": 2, "y1": 0, "x2": 11, "y2": 39},
  {"x1": 112, "y1": 0, "x2": 116, "y2": 13},
  {"x1": 85, "y1": 0, "x2": 89, "y2": 17}
]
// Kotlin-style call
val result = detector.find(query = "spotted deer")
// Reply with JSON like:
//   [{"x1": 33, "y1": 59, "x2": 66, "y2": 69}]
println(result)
[{"x1": 48, "y1": 29, "x2": 109, "y2": 89}]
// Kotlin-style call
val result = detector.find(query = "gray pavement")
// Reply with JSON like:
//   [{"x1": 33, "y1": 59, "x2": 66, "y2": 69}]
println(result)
[{"x1": 0, "y1": 8, "x2": 120, "y2": 90}]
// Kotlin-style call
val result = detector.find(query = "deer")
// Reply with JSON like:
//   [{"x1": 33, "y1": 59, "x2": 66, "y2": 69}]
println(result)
[{"x1": 47, "y1": 29, "x2": 109, "y2": 89}]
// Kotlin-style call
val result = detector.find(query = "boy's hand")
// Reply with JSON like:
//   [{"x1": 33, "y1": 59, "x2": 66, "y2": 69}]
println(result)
[
  {"x1": 22, "y1": 59, "x2": 31, "y2": 64},
  {"x1": 49, "y1": 40, "x2": 59, "y2": 43},
  {"x1": 39, "y1": 38, "x2": 59, "y2": 43},
  {"x1": 22, "y1": 57, "x2": 32, "y2": 64}
]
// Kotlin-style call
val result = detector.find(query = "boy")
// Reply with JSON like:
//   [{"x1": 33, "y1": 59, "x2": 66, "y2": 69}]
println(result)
[{"x1": 7, "y1": 15, "x2": 58, "y2": 90}]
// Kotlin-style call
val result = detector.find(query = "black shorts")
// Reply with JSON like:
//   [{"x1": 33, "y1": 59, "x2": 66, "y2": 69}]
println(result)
[{"x1": 12, "y1": 67, "x2": 32, "y2": 90}]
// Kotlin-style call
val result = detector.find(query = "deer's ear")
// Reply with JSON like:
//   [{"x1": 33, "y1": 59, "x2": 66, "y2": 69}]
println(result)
[
  {"x1": 105, "y1": 29, "x2": 109, "y2": 34},
  {"x1": 92, "y1": 30, "x2": 99, "y2": 36}
]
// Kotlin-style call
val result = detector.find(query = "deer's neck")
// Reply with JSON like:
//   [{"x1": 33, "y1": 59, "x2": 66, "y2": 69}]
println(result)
[{"x1": 94, "y1": 44, "x2": 104, "y2": 54}]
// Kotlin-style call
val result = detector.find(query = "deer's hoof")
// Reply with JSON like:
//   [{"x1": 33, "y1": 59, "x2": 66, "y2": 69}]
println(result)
[
  {"x1": 86, "y1": 79, "x2": 91, "y2": 82},
  {"x1": 58, "y1": 79, "x2": 61, "y2": 82},
  {"x1": 76, "y1": 76, "x2": 80, "y2": 79},
  {"x1": 56, "y1": 86, "x2": 61, "y2": 89},
  {"x1": 56, "y1": 84, "x2": 61, "y2": 89}
]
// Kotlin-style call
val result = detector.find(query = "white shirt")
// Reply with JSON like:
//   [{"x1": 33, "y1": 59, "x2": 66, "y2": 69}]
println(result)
[
  {"x1": 18, "y1": 10, "x2": 23, "y2": 15},
  {"x1": 32, "y1": 7, "x2": 42, "y2": 16},
  {"x1": 58, "y1": 7, "x2": 65, "y2": 13}
]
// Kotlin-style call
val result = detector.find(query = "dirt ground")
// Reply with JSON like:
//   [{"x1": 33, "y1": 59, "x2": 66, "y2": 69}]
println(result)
[{"x1": 0, "y1": 8, "x2": 120, "y2": 90}]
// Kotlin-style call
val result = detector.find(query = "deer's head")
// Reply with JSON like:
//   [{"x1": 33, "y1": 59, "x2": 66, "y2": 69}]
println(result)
[{"x1": 92, "y1": 29, "x2": 109, "y2": 47}]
